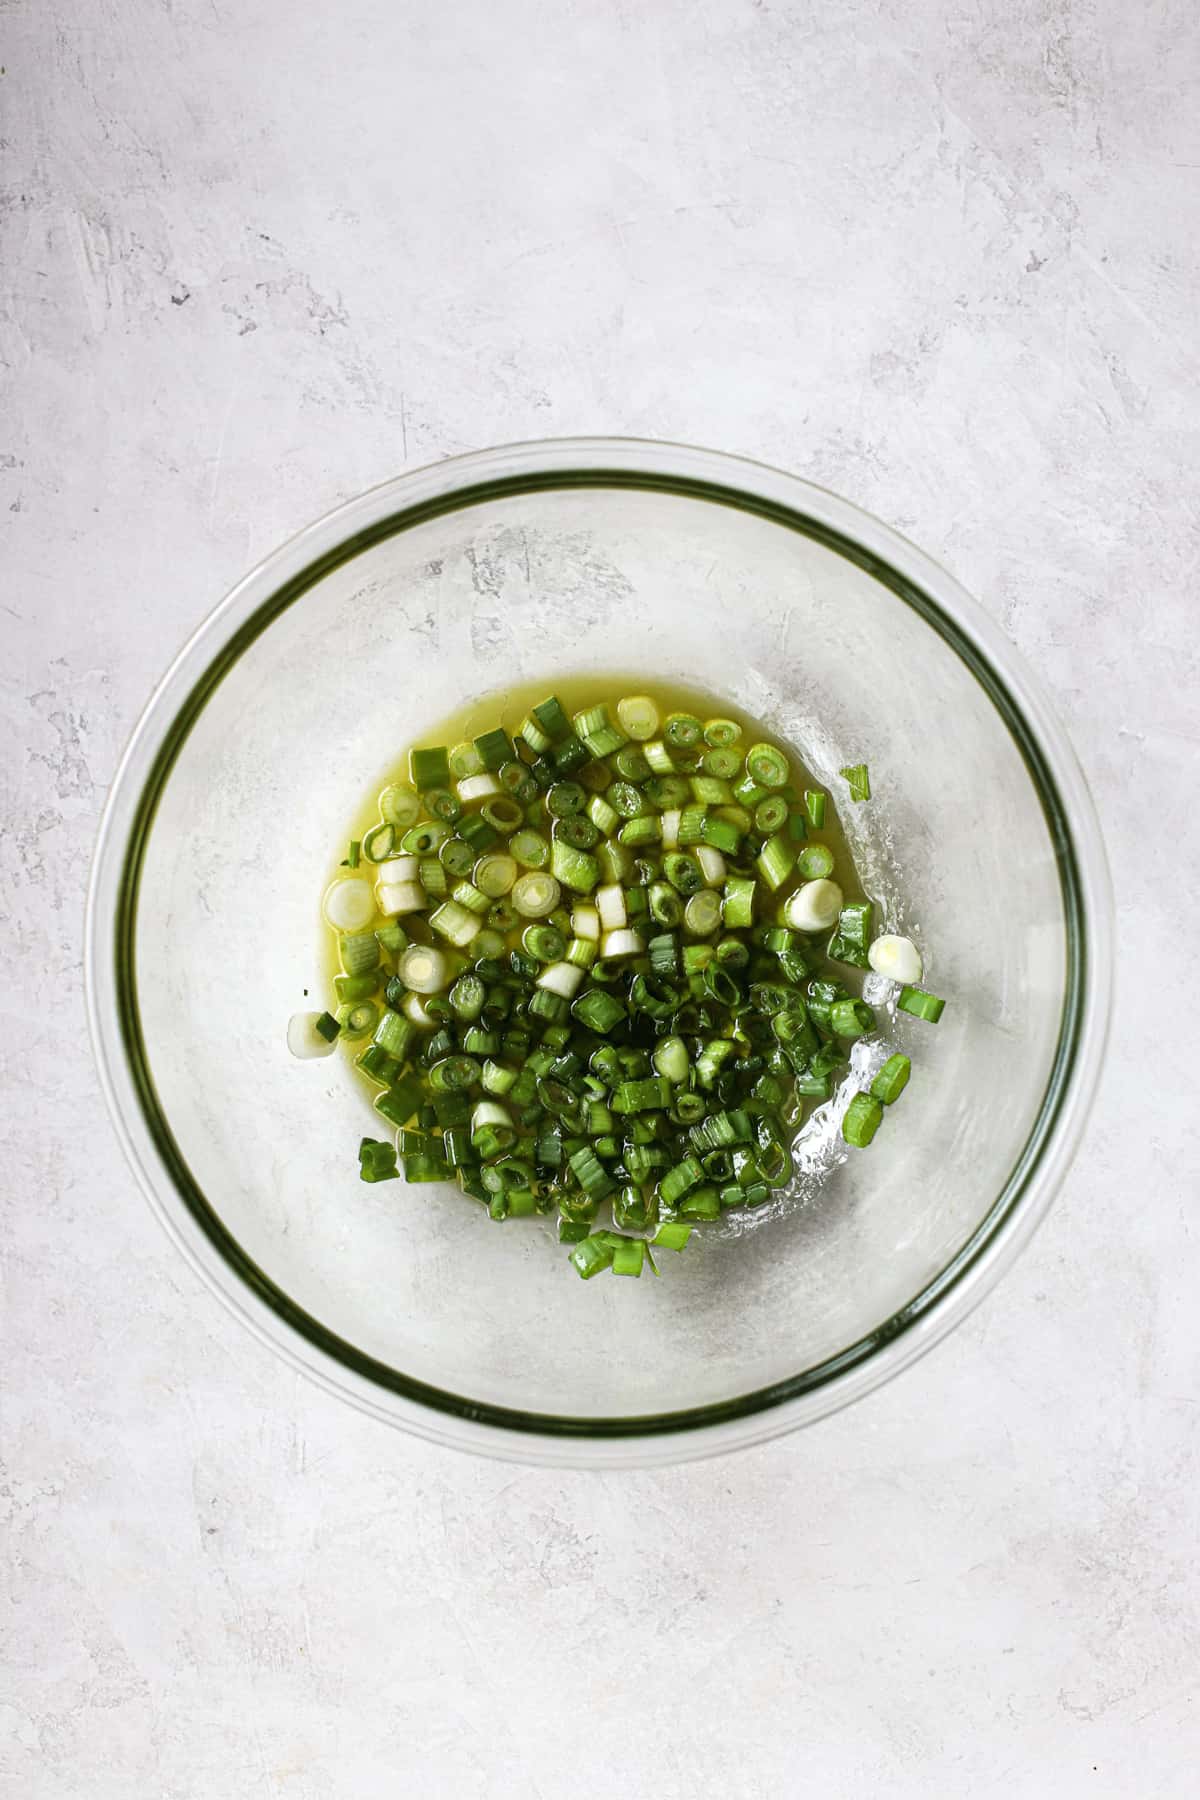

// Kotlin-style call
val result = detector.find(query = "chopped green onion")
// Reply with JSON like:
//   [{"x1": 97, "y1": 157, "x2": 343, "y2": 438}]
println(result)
[
  {"x1": 423, "y1": 787, "x2": 462, "y2": 824},
  {"x1": 509, "y1": 828, "x2": 549, "y2": 868},
  {"x1": 334, "y1": 970, "x2": 380, "y2": 1004},
  {"x1": 663, "y1": 851, "x2": 702, "y2": 896},
  {"x1": 473, "y1": 726, "x2": 513, "y2": 770},
  {"x1": 653, "y1": 1221, "x2": 692, "y2": 1252},
  {"x1": 703, "y1": 716, "x2": 742, "y2": 748},
  {"x1": 398, "y1": 944, "x2": 450, "y2": 993},
  {"x1": 287, "y1": 1011, "x2": 340, "y2": 1059},
  {"x1": 380, "y1": 785, "x2": 421, "y2": 829},
  {"x1": 756, "y1": 832, "x2": 796, "y2": 891},
  {"x1": 409, "y1": 746, "x2": 450, "y2": 790},
  {"x1": 419, "y1": 857, "x2": 448, "y2": 898},
  {"x1": 449, "y1": 973, "x2": 486, "y2": 1019},
  {"x1": 570, "y1": 1234, "x2": 616, "y2": 1279},
  {"x1": 362, "y1": 821, "x2": 397, "y2": 863},
  {"x1": 574, "y1": 703, "x2": 626, "y2": 758},
  {"x1": 569, "y1": 1144, "x2": 617, "y2": 1200},
  {"x1": 400, "y1": 820, "x2": 450, "y2": 855},
  {"x1": 550, "y1": 838, "x2": 600, "y2": 894},
  {"x1": 322, "y1": 877, "x2": 376, "y2": 932},
  {"x1": 699, "y1": 814, "x2": 741, "y2": 854},
  {"x1": 643, "y1": 738, "x2": 677, "y2": 774},
  {"x1": 374, "y1": 1075, "x2": 423, "y2": 1127},
  {"x1": 481, "y1": 796, "x2": 524, "y2": 833},
  {"x1": 524, "y1": 695, "x2": 572, "y2": 748},
  {"x1": 746, "y1": 743, "x2": 788, "y2": 788},
  {"x1": 663, "y1": 711, "x2": 703, "y2": 748},
  {"x1": 439, "y1": 836, "x2": 477, "y2": 878},
  {"x1": 683, "y1": 889, "x2": 722, "y2": 936},
  {"x1": 827, "y1": 901, "x2": 873, "y2": 969},
  {"x1": 512, "y1": 871, "x2": 562, "y2": 917},
  {"x1": 474, "y1": 852, "x2": 518, "y2": 897},
  {"x1": 612, "y1": 754, "x2": 650, "y2": 793},
  {"x1": 722, "y1": 875, "x2": 756, "y2": 929},
  {"x1": 840, "y1": 763, "x2": 870, "y2": 803},
  {"x1": 358, "y1": 1137, "x2": 400, "y2": 1183},
  {"x1": 616, "y1": 694, "x2": 660, "y2": 740},
  {"x1": 733, "y1": 772, "x2": 766, "y2": 808},
  {"x1": 456, "y1": 813, "x2": 499, "y2": 853},
  {"x1": 842, "y1": 1092, "x2": 883, "y2": 1147},
  {"x1": 796, "y1": 843, "x2": 834, "y2": 880},
  {"x1": 587, "y1": 792, "x2": 620, "y2": 837},
  {"x1": 897, "y1": 986, "x2": 946, "y2": 1023},
  {"x1": 429, "y1": 900, "x2": 483, "y2": 946},
  {"x1": 611, "y1": 1236, "x2": 645, "y2": 1277},
  {"x1": 547, "y1": 780, "x2": 586, "y2": 818},
  {"x1": 652, "y1": 1035, "x2": 690, "y2": 1083},
  {"x1": 783, "y1": 878, "x2": 843, "y2": 932},
  {"x1": 753, "y1": 795, "x2": 788, "y2": 835},
  {"x1": 868, "y1": 934, "x2": 923, "y2": 985},
  {"x1": 702, "y1": 746, "x2": 742, "y2": 780},
  {"x1": 449, "y1": 741, "x2": 484, "y2": 779},
  {"x1": 831, "y1": 997, "x2": 874, "y2": 1038},
  {"x1": 572, "y1": 988, "x2": 627, "y2": 1033},
  {"x1": 804, "y1": 789, "x2": 826, "y2": 828},
  {"x1": 339, "y1": 930, "x2": 382, "y2": 976},
  {"x1": 871, "y1": 1053, "x2": 911, "y2": 1104},
  {"x1": 523, "y1": 922, "x2": 567, "y2": 962}
]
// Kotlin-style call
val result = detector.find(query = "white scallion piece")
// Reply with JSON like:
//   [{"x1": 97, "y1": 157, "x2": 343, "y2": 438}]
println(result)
[
  {"x1": 398, "y1": 944, "x2": 450, "y2": 993},
  {"x1": 377, "y1": 879, "x2": 427, "y2": 917},
  {"x1": 782, "y1": 878, "x2": 844, "y2": 933},
  {"x1": 456, "y1": 772, "x2": 502, "y2": 804},
  {"x1": 286, "y1": 1012, "x2": 338, "y2": 1059},
  {"x1": 322, "y1": 876, "x2": 376, "y2": 932},
  {"x1": 571, "y1": 904, "x2": 601, "y2": 941},
  {"x1": 616, "y1": 694, "x2": 660, "y2": 741},
  {"x1": 537, "y1": 960, "x2": 584, "y2": 999},
  {"x1": 868, "y1": 933, "x2": 923, "y2": 985},
  {"x1": 512, "y1": 872, "x2": 561, "y2": 918},
  {"x1": 374, "y1": 853, "x2": 419, "y2": 884},
  {"x1": 596, "y1": 882, "x2": 627, "y2": 932},
  {"x1": 660, "y1": 808, "x2": 681, "y2": 850},
  {"x1": 695, "y1": 845, "x2": 726, "y2": 888},
  {"x1": 403, "y1": 991, "x2": 439, "y2": 1029},
  {"x1": 429, "y1": 900, "x2": 482, "y2": 946},
  {"x1": 601, "y1": 927, "x2": 644, "y2": 959}
]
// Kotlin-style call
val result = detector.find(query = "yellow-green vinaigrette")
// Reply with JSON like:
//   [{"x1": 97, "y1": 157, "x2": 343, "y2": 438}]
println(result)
[{"x1": 298, "y1": 678, "x2": 941, "y2": 1280}]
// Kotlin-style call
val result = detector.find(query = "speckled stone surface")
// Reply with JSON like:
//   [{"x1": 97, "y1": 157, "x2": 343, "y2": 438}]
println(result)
[{"x1": 3, "y1": 1, "x2": 1197, "y2": 1794}]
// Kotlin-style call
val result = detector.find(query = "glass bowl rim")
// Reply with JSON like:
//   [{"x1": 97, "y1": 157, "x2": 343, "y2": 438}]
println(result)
[{"x1": 85, "y1": 436, "x2": 1113, "y2": 1468}]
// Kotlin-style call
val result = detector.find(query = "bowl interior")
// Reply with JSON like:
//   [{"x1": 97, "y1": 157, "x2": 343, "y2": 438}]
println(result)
[{"x1": 128, "y1": 478, "x2": 1070, "y2": 1426}]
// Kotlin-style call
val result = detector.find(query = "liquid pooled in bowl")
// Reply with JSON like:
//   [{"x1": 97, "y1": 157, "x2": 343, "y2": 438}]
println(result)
[{"x1": 288, "y1": 677, "x2": 944, "y2": 1281}]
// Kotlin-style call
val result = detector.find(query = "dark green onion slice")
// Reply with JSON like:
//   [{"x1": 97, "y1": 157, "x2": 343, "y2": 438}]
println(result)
[{"x1": 409, "y1": 746, "x2": 450, "y2": 790}]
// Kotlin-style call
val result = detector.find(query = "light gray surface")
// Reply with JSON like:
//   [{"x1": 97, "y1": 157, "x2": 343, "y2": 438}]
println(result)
[{"x1": 2, "y1": 0, "x2": 1196, "y2": 1793}]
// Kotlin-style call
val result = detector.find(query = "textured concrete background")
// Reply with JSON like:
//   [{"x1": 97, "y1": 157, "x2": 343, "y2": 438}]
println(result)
[{"x1": 3, "y1": 0, "x2": 1198, "y2": 1794}]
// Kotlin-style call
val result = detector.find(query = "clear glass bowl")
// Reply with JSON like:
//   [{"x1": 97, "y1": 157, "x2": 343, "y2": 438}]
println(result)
[{"x1": 86, "y1": 439, "x2": 1112, "y2": 1466}]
